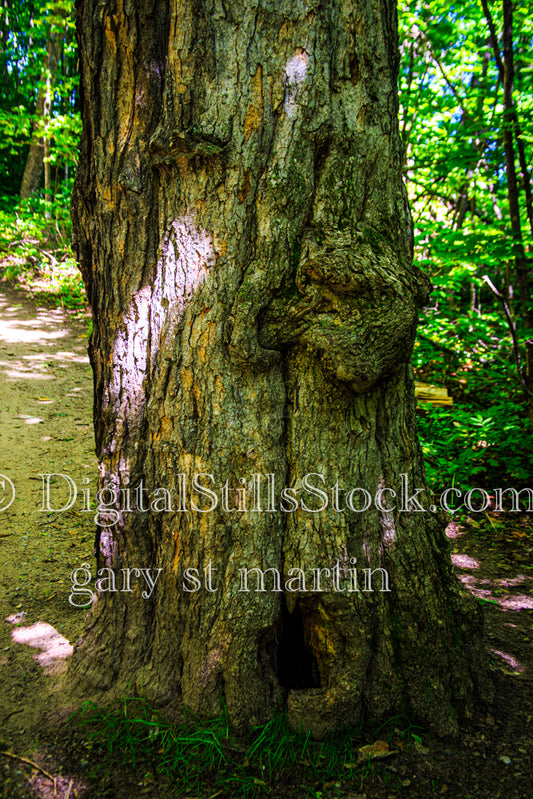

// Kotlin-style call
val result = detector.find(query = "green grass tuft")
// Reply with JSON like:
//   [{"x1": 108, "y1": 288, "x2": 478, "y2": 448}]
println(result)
[{"x1": 69, "y1": 697, "x2": 412, "y2": 798}]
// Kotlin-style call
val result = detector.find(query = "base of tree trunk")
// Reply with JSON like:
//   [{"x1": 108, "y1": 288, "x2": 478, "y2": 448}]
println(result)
[{"x1": 67, "y1": 369, "x2": 492, "y2": 739}]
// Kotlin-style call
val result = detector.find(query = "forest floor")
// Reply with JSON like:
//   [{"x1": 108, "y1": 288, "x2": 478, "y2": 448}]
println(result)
[{"x1": 0, "y1": 281, "x2": 532, "y2": 799}]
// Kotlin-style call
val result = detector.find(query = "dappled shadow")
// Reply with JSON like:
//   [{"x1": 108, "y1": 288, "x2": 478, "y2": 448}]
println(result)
[
  {"x1": 452, "y1": 550, "x2": 533, "y2": 612},
  {"x1": 447, "y1": 517, "x2": 533, "y2": 688},
  {"x1": 0, "y1": 288, "x2": 89, "y2": 383},
  {"x1": 448, "y1": 518, "x2": 533, "y2": 611}
]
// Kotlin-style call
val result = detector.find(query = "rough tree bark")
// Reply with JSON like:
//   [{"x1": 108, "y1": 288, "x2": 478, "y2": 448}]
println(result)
[{"x1": 70, "y1": 0, "x2": 490, "y2": 737}]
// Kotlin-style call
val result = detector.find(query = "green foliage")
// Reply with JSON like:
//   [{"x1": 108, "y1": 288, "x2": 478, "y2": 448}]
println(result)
[
  {"x1": 0, "y1": 0, "x2": 79, "y2": 196},
  {"x1": 414, "y1": 301, "x2": 533, "y2": 489},
  {"x1": 0, "y1": 2, "x2": 82, "y2": 308},
  {"x1": 0, "y1": 193, "x2": 85, "y2": 311},
  {"x1": 400, "y1": 0, "x2": 533, "y2": 492},
  {"x1": 417, "y1": 401, "x2": 531, "y2": 489}
]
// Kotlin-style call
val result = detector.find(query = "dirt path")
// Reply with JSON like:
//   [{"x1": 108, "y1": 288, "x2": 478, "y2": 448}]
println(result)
[
  {"x1": 0, "y1": 282, "x2": 95, "y2": 625},
  {"x1": 0, "y1": 282, "x2": 96, "y2": 797},
  {"x1": 0, "y1": 282, "x2": 532, "y2": 799}
]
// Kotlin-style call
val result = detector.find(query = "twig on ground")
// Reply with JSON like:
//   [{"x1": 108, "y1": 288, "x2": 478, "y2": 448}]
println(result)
[{"x1": 1, "y1": 749, "x2": 57, "y2": 791}]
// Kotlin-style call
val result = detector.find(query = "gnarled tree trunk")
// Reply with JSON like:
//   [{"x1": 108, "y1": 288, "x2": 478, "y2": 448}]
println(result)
[{"x1": 71, "y1": 0, "x2": 490, "y2": 737}]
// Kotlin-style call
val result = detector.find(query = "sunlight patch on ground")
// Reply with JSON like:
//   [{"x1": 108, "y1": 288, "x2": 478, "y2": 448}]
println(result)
[
  {"x1": 29, "y1": 771, "x2": 86, "y2": 799},
  {"x1": 451, "y1": 553, "x2": 480, "y2": 569},
  {"x1": 11, "y1": 622, "x2": 73, "y2": 675},
  {"x1": 445, "y1": 521, "x2": 463, "y2": 539},
  {"x1": 0, "y1": 349, "x2": 88, "y2": 381},
  {"x1": 0, "y1": 320, "x2": 67, "y2": 344},
  {"x1": 490, "y1": 648, "x2": 525, "y2": 673},
  {"x1": 54, "y1": 351, "x2": 89, "y2": 363},
  {"x1": 20, "y1": 352, "x2": 89, "y2": 364},
  {"x1": 496, "y1": 574, "x2": 533, "y2": 588},
  {"x1": 456, "y1": 568, "x2": 533, "y2": 611},
  {"x1": 496, "y1": 594, "x2": 533, "y2": 611},
  {"x1": 1, "y1": 367, "x2": 55, "y2": 380}
]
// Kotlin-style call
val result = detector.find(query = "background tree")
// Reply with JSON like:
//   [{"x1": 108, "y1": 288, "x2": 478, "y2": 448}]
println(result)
[
  {"x1": 70, "y1": 0, "x2": 490, "y2": 738},
  {"x1": 19, "y1": 18, "x2": 62, "y2": 201},
  {"x1": 0, "y1": 0, "x2": 82, "y2": 302},
  {"x1": 0, "y1": 0, "x2": 79, "y2": 201},
  {"x1": 399, "y1": 0, "x2": 533, "y2": 486}
]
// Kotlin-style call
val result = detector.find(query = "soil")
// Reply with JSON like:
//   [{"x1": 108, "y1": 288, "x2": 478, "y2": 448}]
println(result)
[{"x1": 0, "y1": 281, "x2": 532, "y2": 799}]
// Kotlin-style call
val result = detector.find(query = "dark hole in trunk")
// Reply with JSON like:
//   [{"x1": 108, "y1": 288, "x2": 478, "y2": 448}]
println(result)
[{"x1": 276, "y1": 597, "x2": 320, "y2": 690}]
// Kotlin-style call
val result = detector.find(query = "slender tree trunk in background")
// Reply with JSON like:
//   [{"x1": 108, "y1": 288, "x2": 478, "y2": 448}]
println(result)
[
  {"x1": 481, "y1": 0, "x2": 533, "y2": 241},
  {"x1": 44, "y1": 137, "x2": 51, "y2": 216},
  {"x1": 71, "y1": 0, "x2": 490, "y2": 737},
  {"x1": 19, "y1": 30, "x2": 61, "y2": 200},
  {"x1": 0, "y1": 0, "x2": 11, "y2": 95},
  {"x1": 480, "y1": 0, "x2": 533, "y2": 423},
  {"x1": 481, "y1": 0, "x2": 532, "y2": 326},
  {"x1": 500, "y1": 0, "x2": 532, "y2": 330},
  {"x1": 500, "y1": 0, "x2": 533, "y2": 422}
]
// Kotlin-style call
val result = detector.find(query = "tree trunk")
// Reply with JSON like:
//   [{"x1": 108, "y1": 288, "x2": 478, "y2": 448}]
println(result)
[
  {"x1": 20, "y1": 29, "x2": 61, "y2": 200},
  {"x1": 501, "y1": 0, "x2": 532, "y2": 330},
  {"x1": 70, "y1": 0, "x2": 490, "y2": 738},
  {"x1": 481, "y1": 0, "x2": 532, "y2": 330}
]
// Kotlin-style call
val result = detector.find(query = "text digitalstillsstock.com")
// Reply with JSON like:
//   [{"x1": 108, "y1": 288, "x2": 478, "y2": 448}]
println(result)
[{"x1": 1, "y1": 472, "x2": 532, "y2": 521}]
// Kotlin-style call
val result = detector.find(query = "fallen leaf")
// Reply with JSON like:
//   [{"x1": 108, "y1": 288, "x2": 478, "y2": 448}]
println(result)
[{"x1": 357, "y1": 740, "x2": 394, "y2": 762}]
